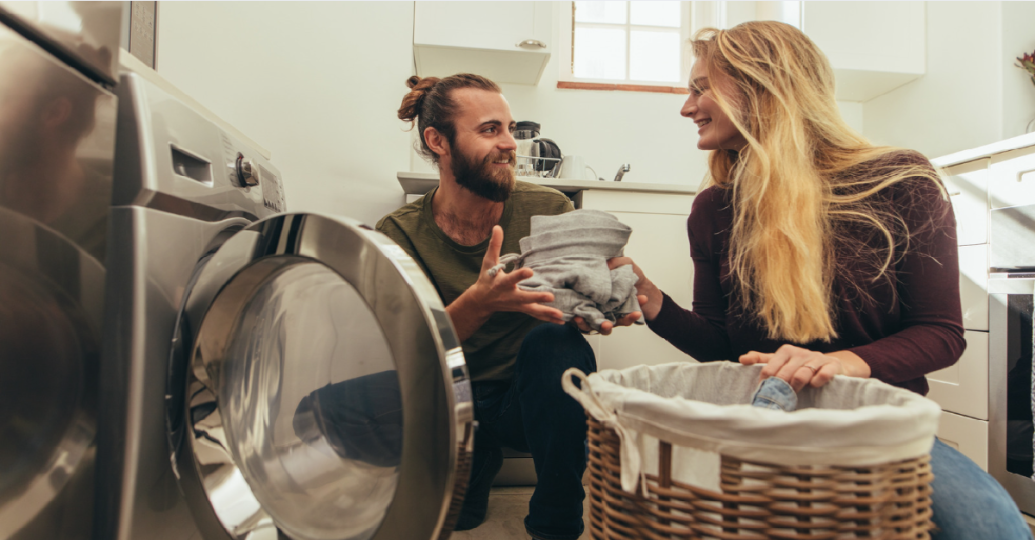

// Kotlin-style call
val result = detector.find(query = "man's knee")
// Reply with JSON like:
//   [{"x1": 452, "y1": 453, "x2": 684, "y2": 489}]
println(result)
[{"x1": 517, "y1": 323, "x2": 596, "y2": 374}]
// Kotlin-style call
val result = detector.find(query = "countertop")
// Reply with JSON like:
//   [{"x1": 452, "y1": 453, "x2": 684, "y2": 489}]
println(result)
[
  {"x1": 931, "y1": 131, "x2": 1035, "y2": 168},
  {"x1": 397, "y1": 171, "x2": 697, "y2": 196}
]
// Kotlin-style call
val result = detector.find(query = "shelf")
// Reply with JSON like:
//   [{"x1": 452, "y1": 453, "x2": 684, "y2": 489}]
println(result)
[{"x1": 396, "y1": 171, "x2": 697, "y2": 197}]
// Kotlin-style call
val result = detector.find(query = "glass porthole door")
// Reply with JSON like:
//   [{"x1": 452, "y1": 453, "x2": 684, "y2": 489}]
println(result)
[{"x1": 166, "y1": 213, "x2": 473, "y2": 540}]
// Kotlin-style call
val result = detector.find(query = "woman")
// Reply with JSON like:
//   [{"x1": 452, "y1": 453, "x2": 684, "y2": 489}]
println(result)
[{"x1": 615, "y1": 21, "x2": 1032, "y2": 539}]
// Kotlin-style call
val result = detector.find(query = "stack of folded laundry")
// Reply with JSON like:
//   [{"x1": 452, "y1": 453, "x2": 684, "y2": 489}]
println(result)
[{"x1": 492, "y1": 209, "x2": 643, "y2": 331}]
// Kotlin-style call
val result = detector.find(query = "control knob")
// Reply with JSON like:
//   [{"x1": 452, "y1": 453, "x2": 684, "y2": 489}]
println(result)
[{"x1": 236, "y1": 153, "x2": 259, "y2": 186}]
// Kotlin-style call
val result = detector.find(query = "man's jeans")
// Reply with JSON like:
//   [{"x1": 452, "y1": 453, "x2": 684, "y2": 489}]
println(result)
[{"x1": 468, "y1": 323, "x2": 596, "y2": 540}]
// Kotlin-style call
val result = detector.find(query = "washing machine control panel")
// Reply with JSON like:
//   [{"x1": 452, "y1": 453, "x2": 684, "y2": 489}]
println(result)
[
  {"x1": 235, "y1": 154, "x2": 259, "y2": 187},
  {"x1": 219, "y1": 132, "x2": 286, "y2": 214}
]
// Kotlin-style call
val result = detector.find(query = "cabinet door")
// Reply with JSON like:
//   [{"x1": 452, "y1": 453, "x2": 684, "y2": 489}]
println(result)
[
  {"x1": 414, "y1": 2, "x2": 551, "y2": 53},
  {"x1": 586, "y1": 210, "x2": 697, "y2": 371},
  {"x1": 927, "y1": 330, "x2": 988, "y2": 420},
  {"x1": 937, "y1": 411, "x2": 989, "y2": 471},
  {"x1": 942, "y1": 158, "x2": 990, "y2": 246},
  {"x1": 990, "y1": 145, "x2": 1035, "y2": 209},
  {"x1": 959, "y1": 244, "x2": 989, "y2": 331},
  {"x1": 801, "y1": 2, "x2": 923, "y2": 101}
]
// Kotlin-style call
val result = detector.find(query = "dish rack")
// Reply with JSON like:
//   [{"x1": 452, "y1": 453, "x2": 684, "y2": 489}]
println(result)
[{"x1": 516, "y1": 154, "x2": 561, "y2": 178}]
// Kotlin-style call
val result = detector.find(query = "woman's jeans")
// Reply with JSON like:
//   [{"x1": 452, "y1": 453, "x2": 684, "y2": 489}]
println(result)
[
  {"x1": 751, "y1": 377, "x2": 1031, "y2": 538},
  {"x1": 930, "y1": 438, "x2": 1033, "y2": 539},
  {"x1": 465, "y1": 323, "x2": 596, "y2": 540}
]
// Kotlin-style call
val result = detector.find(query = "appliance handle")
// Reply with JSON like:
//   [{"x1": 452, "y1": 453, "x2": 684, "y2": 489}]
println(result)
[{"x1": 517, "y1": 39, "x2": 547, "y2": 49}]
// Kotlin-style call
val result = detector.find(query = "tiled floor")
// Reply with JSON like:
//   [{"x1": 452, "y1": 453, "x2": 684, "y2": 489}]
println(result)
[{"x1": 450, "y1": 486, "x2": 592, "y2": 540}]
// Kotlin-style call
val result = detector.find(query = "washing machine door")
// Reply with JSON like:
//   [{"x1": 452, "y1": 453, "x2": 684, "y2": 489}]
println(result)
[
  {"x1": 0, "y1": 207, "x2": 102, "y2": 539},
  {"x1": 168, "y1": 213, "x2": 473, "y2": 540}
]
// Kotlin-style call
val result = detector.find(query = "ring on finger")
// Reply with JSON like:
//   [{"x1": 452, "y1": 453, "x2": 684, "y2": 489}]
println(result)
[{"x1": 802, "y1": 364, "x2": 819, "y2": 375}]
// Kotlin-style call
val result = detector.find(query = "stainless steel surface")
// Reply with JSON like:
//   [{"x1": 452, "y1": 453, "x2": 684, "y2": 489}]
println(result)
[
  {"x1": 988, "y1": 275, "x2": 1035, "y2": 516},
  {"x1": 0, "y1": 208, "x2": 105, "y2": 540},
  {"x1": 97, "y1": 68, "x2": 286, "y2": 540},
  {"x1": 613, "y1": 163, "x2": 630, "y2": 182},
  {"x1": 0, "y1": 19, "x2": 117, "y2": 540},
  {"x1": 100, "y1": 69, "x2": 471, "y2": 540},
  {"x1": 516, "y1": 39, "x2": 546, "y2": 49},
  {"x1": 0, "y1": 22, "x2": 117, "y2": 261},
  {"x1": 98, "y1": 209, "x2": 253, "y2": 540},
  {"x1": 112, "y1": 72, "x2": 285, "y2": 218},
  {"x1": 0, "y1": 1, "x2": 122, "y2": 85}
]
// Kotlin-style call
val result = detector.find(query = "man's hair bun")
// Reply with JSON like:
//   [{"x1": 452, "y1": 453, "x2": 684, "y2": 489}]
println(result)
[{"x1": 398, "y1": 76, "x2": 440, "y2": 124}]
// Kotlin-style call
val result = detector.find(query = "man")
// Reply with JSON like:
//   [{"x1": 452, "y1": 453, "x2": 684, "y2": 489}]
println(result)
[{"x1": 377, "y1": 73, "x2": 639, "y2": 540}]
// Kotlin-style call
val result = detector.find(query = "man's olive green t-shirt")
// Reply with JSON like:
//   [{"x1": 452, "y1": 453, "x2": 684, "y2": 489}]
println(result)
[{"x1": 375, "y1": 181, "x2": 573, "y2": 383}]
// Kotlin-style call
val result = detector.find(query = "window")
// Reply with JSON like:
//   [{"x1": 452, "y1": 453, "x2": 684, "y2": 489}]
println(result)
[
  {"x1": 560, "y1": 1, "x2": 691, "y2": 90},
  {"x1": 557, "y1": 1, "x2": 803, "y2": 92}
]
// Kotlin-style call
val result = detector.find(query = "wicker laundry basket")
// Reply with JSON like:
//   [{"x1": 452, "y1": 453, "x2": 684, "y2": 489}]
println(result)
[{"x1": 563, "y1": 362, "x2": 941, "y2": 540}]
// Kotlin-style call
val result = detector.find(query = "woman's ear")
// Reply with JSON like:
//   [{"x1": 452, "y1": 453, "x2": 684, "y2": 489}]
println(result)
[{"x1": 424, "y1": 127, "x2": 450, "y2": 158}]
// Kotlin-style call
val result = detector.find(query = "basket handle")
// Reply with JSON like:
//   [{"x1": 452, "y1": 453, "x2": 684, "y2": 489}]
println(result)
[
  {"x1": 562, "y1": 368, "x2": 648, "y2": 496},
  {"x1": 562, "y1": 368, "x2": 610, "y2": 420}
]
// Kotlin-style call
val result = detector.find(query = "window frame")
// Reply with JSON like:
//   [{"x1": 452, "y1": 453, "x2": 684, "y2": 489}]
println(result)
[{"x1": 557, "y1": 1, "x2": 694, "y2": 91}]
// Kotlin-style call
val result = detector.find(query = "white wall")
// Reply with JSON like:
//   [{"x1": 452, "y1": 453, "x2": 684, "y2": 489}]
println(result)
[
  {"x1": 153, "y1": 1, "x2": 878, "y2": 224},
  {"x1": 413, "y1": 2, "x2": 865, "y2": 187},
  {"x1": 1001, "y1": 1, "x2": 1035, "y2": 139},
  {"x1": 156, "y1": 1, "x2": 415, "y2": 226},
  {"x1": 407, "y1": 3, "x2": 707, "y2": 187},
  {"x1": 863, "y1": 1, "x2": 1035, "y2": 160}
]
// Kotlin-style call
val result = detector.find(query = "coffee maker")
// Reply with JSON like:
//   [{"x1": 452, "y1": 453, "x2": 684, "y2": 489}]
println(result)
[{"x1": 514, "y1": 121, "x2": 561, "y2": 177}]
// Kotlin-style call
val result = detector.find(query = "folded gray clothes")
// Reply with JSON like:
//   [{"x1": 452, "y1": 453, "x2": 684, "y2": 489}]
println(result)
[{"x1": 489, "y1": 209, "x2": 643, "y2": 330}]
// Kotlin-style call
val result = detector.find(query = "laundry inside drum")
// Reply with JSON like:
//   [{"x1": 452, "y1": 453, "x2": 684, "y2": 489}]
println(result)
[{"x1": 219, "y1": 262, "x2": 401, "y2": 540}]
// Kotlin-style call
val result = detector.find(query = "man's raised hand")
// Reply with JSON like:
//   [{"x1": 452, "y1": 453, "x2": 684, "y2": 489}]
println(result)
[{"x1": 471, "y1": 226, "x2": 565, "y2": 324}]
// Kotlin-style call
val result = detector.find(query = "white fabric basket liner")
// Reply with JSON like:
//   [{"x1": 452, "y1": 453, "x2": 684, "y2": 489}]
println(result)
[{"x1": 563, "y1": 362, "x2": 941, "y2": 494}]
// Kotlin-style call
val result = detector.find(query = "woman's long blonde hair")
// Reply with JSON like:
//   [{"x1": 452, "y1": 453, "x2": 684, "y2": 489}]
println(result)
[{"x1": 692, "y1": 21, "x2": 943, "y2": 343}]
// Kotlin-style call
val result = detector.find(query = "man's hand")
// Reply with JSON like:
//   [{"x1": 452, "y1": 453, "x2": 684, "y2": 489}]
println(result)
[
  {"x1": 608, "y1": 257, "x2": 664, "y2": 321},
  {"x1": 446, "y1": 226, "x2": 565, "y2": 342},
  {"x1": 572, "y1": 296, "x2": 647, "y2": 335},
  {"x1": 739, "y1": 344, "x2": 871, "y2": 392}
]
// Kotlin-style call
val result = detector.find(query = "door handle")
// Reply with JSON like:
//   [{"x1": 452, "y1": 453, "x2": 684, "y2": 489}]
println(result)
[{"x1": 516, "y1": 39, "x2": 547, "y2": 49}]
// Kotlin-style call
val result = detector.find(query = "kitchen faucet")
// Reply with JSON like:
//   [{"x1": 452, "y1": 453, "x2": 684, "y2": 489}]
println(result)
[{"x1": 614, "y1": 164, "x2": 630, "y2": 182}]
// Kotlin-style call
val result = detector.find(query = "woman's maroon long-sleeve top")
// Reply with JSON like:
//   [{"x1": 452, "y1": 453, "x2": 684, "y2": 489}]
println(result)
[{"x1": 646, "y1": 151, "x2": 966, "y2": 395}]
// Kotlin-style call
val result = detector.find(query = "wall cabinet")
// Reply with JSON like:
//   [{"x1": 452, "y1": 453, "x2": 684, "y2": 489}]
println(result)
[
  {"x1": 928, "y1": 330, "x2": 989, "y2": 421},
  {"x1": 413, "y1": 1, "x2": 552, "y2": 85},
  {"x1": 959, "y1": 244, "x2": 990, "y2": 332},
  {"x1": 990, "y1": 145, "x2": 1035, "y2": 209},
  {"x1": 937, "y1": 410, "x2": 989, "y2": 471},
  {"x1": 801, "y1": 2, "x2": 925, "y2": 102},
  {"x1": 928, "y1": 155, "x2": 992, "y2": 422},
  {"x1": 942, "y1": 158, "x2": 990, "y2": 246}
]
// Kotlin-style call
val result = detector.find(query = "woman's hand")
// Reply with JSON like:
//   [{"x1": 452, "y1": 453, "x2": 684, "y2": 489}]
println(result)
[
  {"x1": 739, "y1": 345, "x2": 871, "y2": 392},
  {"x1": 571, "y1": 295, "x2": 648, "y2": 335},
  {"x1": 607, "y1": 257, "x2": 664, "y2": 321}
]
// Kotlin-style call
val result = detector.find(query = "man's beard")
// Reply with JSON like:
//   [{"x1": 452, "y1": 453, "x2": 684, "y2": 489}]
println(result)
[{"x1": 451, "y1": 145, "x2": 516, "y2": 203}]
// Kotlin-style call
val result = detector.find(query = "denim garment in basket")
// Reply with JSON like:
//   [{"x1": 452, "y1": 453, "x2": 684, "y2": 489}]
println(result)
[{"x1": 750, "y1": 377, "x2": 798, "y2": 412}]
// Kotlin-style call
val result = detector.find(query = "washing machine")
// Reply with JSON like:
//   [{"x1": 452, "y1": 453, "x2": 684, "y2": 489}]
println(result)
[
  {"x1": 0, "y1": 2, "x2": 121, "y2": 539},
  {"x1": 95, "y1": 70, "x2": 473, "y2": 540}
]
